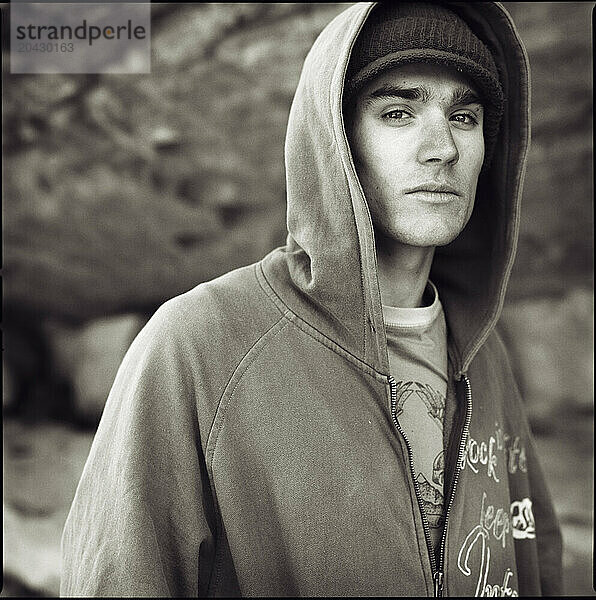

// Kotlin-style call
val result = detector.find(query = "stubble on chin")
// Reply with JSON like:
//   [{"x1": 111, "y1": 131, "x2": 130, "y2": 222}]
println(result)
[{"x1": 373, "y1": 197, "x2": 474, "y2": 248}]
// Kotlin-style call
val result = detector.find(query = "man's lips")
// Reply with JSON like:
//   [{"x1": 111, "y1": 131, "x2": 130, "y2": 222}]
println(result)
[{"x1": 405, "y1": 183, "x2": 461, "y2": 195}]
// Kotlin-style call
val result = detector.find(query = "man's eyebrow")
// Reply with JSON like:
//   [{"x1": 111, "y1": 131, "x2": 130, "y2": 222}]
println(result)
[
  {"x1": 365, "y1": 84, "x2": 431, "y2": 105},
  {"x1": 450, "y1": 86, "x2": 483, "y2": 107},
  {"x1": 363, "y1": 83, "x2": 484, "y2": 107}
]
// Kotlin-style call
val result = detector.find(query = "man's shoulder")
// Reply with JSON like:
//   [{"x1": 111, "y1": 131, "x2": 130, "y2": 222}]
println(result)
[
  {"x1": 146, "y1": 261, "x2": 284, "y2": 349},
  {"x1": 109, "y1": 261, "x2": 286, "y2": 437}
]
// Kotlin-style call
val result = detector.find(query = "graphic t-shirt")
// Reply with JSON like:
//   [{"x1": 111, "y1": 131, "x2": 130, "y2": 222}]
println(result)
[{"x1": 383, "y1": 281, "x2": 448, "y2": 556}]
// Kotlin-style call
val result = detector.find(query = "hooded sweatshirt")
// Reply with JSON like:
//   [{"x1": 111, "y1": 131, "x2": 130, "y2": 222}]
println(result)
[{"x1": 61, "y1": 2, "x2": 563, "y2": 597}]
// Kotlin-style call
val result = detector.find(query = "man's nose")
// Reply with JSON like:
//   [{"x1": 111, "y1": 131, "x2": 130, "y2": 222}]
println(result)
[{"x1": 417, "y1": 116, "x2": 459, "y2": 165}]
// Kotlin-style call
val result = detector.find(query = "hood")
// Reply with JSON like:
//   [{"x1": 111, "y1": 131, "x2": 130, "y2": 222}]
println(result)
[{"x1": 274, "y1": 1, "x2": 530, "y2": 376}]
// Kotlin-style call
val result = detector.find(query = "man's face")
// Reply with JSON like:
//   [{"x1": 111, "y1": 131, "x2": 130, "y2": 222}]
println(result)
[{"x1": 347, "y1": 62, "x2": 485, "y2": 248}]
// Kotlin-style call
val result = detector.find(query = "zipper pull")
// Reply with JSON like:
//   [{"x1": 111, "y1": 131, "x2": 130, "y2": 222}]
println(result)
[{"x1": 434, "y1": 571, "x2": 444, "y2": 597}]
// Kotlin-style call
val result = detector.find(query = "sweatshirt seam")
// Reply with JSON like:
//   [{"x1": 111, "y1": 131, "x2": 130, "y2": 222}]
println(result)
[
  {"x1": 205, "y1": 313, "x2": 291, "y2": 468},
  {"x1": 254, "y1": 261, "x2": 290, "y2": 317},
  {"x1": 284, "y1": 312, "x2": 383, "y2": 381},
  {"x1": 204, "y1": 264, "x2": 290, "y2": 459},
  {"x1": 257, "y1": 262, "x2": 386, "y2": 382}
]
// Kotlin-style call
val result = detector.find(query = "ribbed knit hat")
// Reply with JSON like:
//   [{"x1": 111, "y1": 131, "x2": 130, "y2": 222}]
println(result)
[{"x1": 345, "y1": 2, "x2": 504, "y2": 168}]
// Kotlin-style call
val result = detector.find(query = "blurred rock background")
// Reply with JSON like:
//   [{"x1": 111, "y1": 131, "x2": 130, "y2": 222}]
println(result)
[{"x1": 2, "y1": 2, "x2": 593, "y2": 596}]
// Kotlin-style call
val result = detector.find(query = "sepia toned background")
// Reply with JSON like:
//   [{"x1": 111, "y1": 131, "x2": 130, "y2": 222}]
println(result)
[{"x1": 2, "y1": 2, "x2": 593, "y2": 596}]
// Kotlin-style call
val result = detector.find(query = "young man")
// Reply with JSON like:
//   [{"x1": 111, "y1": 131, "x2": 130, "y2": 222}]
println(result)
[{"x1": 61, "y1": 2, "x2": 562, "y2": 596}]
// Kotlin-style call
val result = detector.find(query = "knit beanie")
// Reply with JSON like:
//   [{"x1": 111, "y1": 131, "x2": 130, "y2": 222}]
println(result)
[{"x1": 344, "y1": 2, "x2": 504, "y2": 168}]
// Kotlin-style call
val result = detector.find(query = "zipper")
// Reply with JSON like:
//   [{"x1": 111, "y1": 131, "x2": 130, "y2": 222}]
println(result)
[
  {"x1": 387, "y1": 372, "x2": 473, "y2": 597},
  {"x1": 434, "y1": 372, "x2": 473, "y2": 597},
  {"x1": 433, "y1": 571, "x2": 444, "y2": 597}
]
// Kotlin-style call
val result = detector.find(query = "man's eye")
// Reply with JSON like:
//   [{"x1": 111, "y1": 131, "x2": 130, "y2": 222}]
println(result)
[
  {"x1": 451, "y1": 112, "x2": 478, "y2": 125},
  {"x1": 382, "y1": 109, "x2": 411, "y2": 120}
]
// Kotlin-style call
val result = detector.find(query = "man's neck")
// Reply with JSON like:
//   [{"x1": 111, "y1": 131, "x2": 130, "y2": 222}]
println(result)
[{"x1": 375, "y1": 232, "x2": 435, "y2": 309}]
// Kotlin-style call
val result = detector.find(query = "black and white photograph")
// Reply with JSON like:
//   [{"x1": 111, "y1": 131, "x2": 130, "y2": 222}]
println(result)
[{"x1": 2, "y1": 2, "x2": 593, "y2": 597}]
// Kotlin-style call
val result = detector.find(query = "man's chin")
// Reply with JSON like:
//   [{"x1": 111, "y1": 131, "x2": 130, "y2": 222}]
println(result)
[{"x1": 379, "y1": 225, "x2": 466, "y2": 249}]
